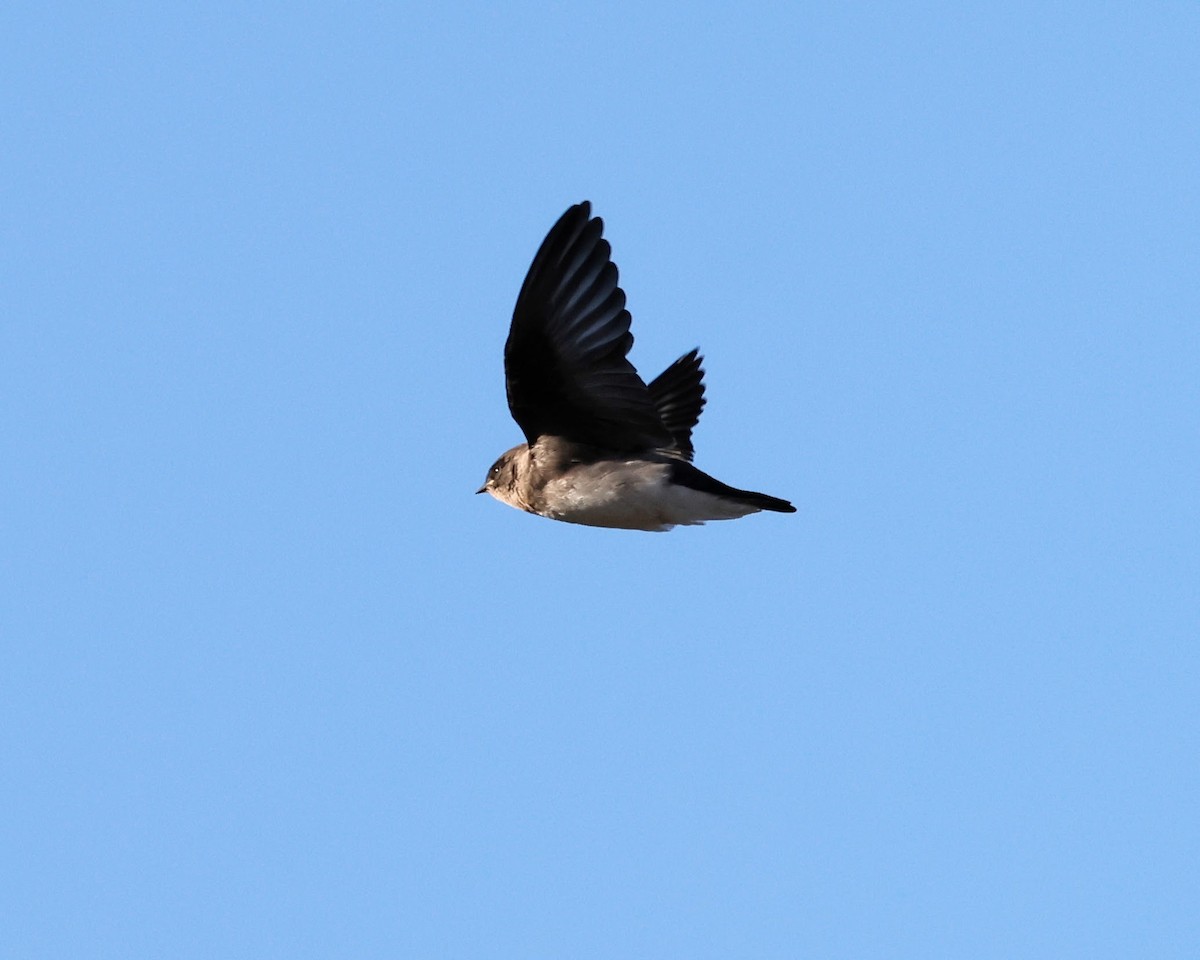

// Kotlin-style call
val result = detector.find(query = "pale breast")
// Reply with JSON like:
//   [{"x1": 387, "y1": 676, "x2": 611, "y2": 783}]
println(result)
[{"x1": 536, "y1": 460, "x2": 758, "y2": 531}]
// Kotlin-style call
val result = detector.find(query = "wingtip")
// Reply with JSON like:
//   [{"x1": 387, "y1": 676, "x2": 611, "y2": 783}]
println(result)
[{"x1": 548, "y1": 201, "x2": 596, "y2": 241}]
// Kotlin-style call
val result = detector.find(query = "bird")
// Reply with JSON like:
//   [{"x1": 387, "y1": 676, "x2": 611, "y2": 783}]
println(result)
[{"x1": 478, "y1": 201, "x2": 796, "y2": 532}]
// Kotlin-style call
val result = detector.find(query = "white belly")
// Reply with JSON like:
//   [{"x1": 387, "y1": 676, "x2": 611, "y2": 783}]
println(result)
[{"x1": 538, "y1": 461, "x2": 758, "y2": 531}]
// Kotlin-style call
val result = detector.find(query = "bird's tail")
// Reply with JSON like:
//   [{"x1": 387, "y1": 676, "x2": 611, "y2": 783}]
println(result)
[
  {"x1": 730, "y1": 489, "x2": 796, "y2": 513},
  {"x1": 668, "y1": 461, "x2": 796, "y2": 514}
]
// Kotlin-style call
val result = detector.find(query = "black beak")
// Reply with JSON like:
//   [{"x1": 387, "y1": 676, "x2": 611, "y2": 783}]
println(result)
[{"x1": 475, "y1": 485, "x2": 487, "y2": 495}]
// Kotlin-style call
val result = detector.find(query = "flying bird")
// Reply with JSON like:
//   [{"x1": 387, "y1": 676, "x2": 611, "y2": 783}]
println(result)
[{"x1": 478, "y1": 201, "x2": 796, "y2": 531}]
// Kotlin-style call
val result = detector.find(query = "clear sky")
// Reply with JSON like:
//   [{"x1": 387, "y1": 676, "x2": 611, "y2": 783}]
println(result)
[{"x1": 3, "y1": 3, "x2": 1198, "y2": 958}]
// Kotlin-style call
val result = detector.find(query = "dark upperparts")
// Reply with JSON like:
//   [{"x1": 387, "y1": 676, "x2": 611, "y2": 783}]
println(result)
[
  {"x1": 647, "y1": 349, "x2": 707, "y2": 461},
  {"x1": 504, "y1": 202, "x2": 673, "y2": 451},
  {"x1": 667, "y1": 459, "x2": 797, "y2": 513}
]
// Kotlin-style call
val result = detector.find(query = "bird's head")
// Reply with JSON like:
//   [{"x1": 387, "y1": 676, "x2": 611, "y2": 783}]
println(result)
[{"x1": 477, "y1": 444, "x2": 529, "y2": 511}]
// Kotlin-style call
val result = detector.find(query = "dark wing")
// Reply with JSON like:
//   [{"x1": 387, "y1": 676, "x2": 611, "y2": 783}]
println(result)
[
  {"x1": 646, "y1": 349, "x2": 707, "y2": 461},
  {"x1": 504, "y1": 202, "x2": 672, "y2": 451}
]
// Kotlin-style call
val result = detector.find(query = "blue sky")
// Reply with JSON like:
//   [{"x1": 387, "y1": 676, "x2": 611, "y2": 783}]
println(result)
[{"x1": 3, "y1": 2, "x2": 1198, "y2": 957}]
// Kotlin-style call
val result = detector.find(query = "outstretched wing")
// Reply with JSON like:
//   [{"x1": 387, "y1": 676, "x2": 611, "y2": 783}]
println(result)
[
  {"x1": 647, "y1": 349, "x2": 706, "y2": 461},
  {"x1": 504, "y1": 202, "x2": 672, "y2": 451}
]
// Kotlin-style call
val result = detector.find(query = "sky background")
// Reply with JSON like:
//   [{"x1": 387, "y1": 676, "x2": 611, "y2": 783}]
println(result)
[{"x1": 3, "y1": 2, "x2": 1198, "y2": 958}]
